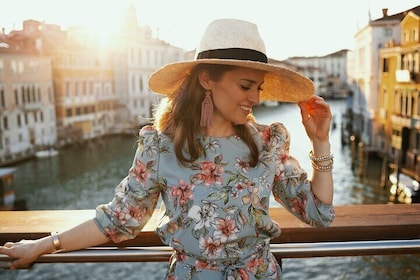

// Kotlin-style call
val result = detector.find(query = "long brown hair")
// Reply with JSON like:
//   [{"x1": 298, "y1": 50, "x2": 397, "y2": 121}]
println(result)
[{"x1": 154, "y1": 64, "x2": 259, "y2": 167}]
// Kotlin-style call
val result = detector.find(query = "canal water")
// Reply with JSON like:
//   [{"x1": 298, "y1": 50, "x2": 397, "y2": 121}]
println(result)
[{"x1": 1, "y1": 99, "x2": 419, "y2": 279}]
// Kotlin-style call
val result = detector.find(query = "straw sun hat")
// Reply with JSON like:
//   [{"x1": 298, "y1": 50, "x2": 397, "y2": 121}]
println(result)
[{"x1": 148, "y1": 18, "x2": 314, "y2": 102}]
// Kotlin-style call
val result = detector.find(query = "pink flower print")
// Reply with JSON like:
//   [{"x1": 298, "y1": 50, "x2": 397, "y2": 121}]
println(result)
[
  {"x1": 231, "y1": 182, "x2": 247, "y2": 199},
  {"x1": 235, "y1": 182, "x2": 248, "y2": 192},
  {"x1": 199, "y1": 235, "x2": 222, "y2": 258},
  {"x1": 127, "y1": 204, "x2": 144, "y2": 221},
  {"x1": 113, "y1": 204, "x2": 145, "y2": 227},
  {"x1": 130, "y1": 158, "x2": 150, "y2": 185},
  {"x1": 278, "y1": 153, "x2": 289, "y2": 164},
  {"x1": 287, "y1": 192, "x2": 307, "y2": 218},
  {"x1": 260, "y1": 127, "x2": 272, "y2": 145},
  {"x1": 194, "y1": 161, "x2": 223, "y2": 186},
  {"x1": 105, "y1": 226, "x2": 121, "y2": 242},
  {"x1": 195, "y1": 259, "x2": 209, "y2": 269},
  {"x1": 237, "y1": 268, "x2": 250, "y2": 280},
  {"x1": 235, "y1": 158, "x2": 250, "y2": 173},
  {"x1": 195, "y1": 260, "x2": 219, "y2": 271},
  {"x1": 213, "y1": 215, "x2": 239, "y2": 243},
  {"x1": 171, "y1": 179, "x2": 194, "y2": 208},
  {"x1": 246, "y1": 255, "x2": 264, "y2": 274}
]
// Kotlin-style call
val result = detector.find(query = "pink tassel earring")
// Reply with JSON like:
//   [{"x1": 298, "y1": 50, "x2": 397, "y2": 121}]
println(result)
[{"x1": 200, "y1": 90, "x2": 213, "y2": 127}]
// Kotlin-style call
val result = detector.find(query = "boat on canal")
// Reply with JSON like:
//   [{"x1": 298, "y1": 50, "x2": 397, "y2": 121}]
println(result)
[
  {"x1": 0, "y1": 168, "x2": 27, "y2": 210},
  {"x1": 35, "y1": 147, "x2": 59, "y2": 159},
  {"x1": 389, "y1": 172, "x2": 420, "y2": 204}
]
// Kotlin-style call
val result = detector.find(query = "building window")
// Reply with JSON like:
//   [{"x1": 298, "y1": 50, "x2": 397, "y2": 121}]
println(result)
[
  {"x1": 382, "y1": 58, "x2": 389, "y2": 72},
  {"x1": 65, "y1": 82, "x2": 70, "y2": 97},
  {"x1": 384, "y1": 28, "x2": 393, "y2": 36},
  {"x1": 48, "y1": 87, "x2": 53, "y2": 103},
  {"x1": 14, "y1": 88, "x2": 19, "y2": 105},
  {"x1": 75, "y1": 82, "x2": 79, "y2": 96},
  {"x1": 0, "y1": 88, "x2": 5, "y2": 107},
  {"x1": 3, "y1": 116, "x2": 8, "y2": 129},
  {"x1": 66, "y1": 108, "x2": 72, "y2": 117}
]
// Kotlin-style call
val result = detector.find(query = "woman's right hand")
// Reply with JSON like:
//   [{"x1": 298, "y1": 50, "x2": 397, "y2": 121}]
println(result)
[{"x1": 0, "y1": 239, "x2": 43, "y2": 269}]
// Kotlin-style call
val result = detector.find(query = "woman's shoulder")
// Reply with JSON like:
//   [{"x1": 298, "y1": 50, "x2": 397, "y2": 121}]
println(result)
[
  {"x1": 138, "y1": 125, "x2": 171, "y2": 144},
  {"x1": 248, "y1": 122, "x2": 290, "y2": 148},
  {"x1": 139, "y1": 125, "x2": 158, "y2": 136},
  {"x1": 249, "y1": 122, "x2": 288, "y2": 136}
]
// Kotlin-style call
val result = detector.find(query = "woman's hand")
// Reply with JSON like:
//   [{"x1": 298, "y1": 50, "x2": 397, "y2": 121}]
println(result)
[
  {"x1": 0, "y1": 239, "x2": 42, "y2": 269},
  {"x1": 298, "y1": 96, "x2": 332, "y2": 143}
]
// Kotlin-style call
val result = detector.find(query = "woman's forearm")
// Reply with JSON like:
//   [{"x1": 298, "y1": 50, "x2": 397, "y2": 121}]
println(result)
[
  {"x1": 36, "y1": 219, "x2": 109, "y2": 256},
  {"x1": 309, "y1": 140, "x2": 334, "y2": 205}
]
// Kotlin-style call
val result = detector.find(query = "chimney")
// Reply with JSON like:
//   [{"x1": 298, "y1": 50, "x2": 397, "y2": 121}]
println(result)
[{"x1": 382, "y1": 8, "x2": 388, "y2": 17}]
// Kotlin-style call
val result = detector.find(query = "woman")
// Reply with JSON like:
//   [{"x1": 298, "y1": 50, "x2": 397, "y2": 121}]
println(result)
[{"x1": 0, "y1": 18, "x2": 334, "y2": 279}]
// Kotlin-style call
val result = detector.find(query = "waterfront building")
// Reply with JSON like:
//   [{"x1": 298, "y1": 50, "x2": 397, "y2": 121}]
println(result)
[
  {"x1": 52, "y1": 26, "x2": 117, "y2": 145},
  {"x1": 4, "y1": 20, "x2": 118, "y2": 146},
  {"x1": 112, "y1": 5, "x2": 186, "y2": 132},
  {"x1": 378, "y1": 7, "x2": 420, "y2": 180},
  {"x1": 0, "y1": 29, "x2": 56, "y2": 165},
  {"x1": 286, "y1": 49, "x2": 351, "y2": 99},
  {"x1": 350, "y1": 6, "x2": 420, "y2": 149}
]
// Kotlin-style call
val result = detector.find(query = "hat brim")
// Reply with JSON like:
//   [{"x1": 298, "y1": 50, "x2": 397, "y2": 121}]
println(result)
[{"x1": 148, "y1": 59, "x2": 314, "y2": 103}]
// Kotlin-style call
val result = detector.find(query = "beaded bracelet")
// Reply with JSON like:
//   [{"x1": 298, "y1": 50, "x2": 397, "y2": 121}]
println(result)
[
  {"x1": 50, "y1": 231, "x2": 64, "y2": 254},
  {"x1": 309, "y1": 150, "x2": 334, "y2": 162},
  {"x1": 311, "y1": 161, "x2": 334, "y2": 172}
]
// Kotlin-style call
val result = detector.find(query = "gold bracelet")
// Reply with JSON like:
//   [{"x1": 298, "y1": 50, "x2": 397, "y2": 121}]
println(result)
[
  {"x1": 50, "y1": 231, "x2": 64, "y2": 253},
  {"x1": 311, "y1": 160, "x2": 334, "y2": 172},
  {"x1": 309, "y1": 150, "x2": 334, "y2": 162}
]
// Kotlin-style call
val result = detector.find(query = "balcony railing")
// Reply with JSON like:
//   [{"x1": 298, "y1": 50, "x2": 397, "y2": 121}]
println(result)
[{"x1": 1, "y1": 204, "x2": 419, "y2": 267}]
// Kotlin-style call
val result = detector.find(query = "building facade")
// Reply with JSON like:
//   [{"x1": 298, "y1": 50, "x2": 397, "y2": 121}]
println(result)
[
  {"x1": 0, "y1": 5, "x2": 187, "y2": 165},
  {"x1": 351, "y1": 8, "x2": 410, "y2": 148},
  {"x1": 378, "y1": 7, "x2": 420, "y2": 179},
  {"x1": 0, "y1": 37, "x2": 56, "y2": 165},
  {"x1": 286, "y1": 49, "x2": 351, "y2": 98},
  {"x1": 112, "y1": 5, "x2": 185, "y2": 133}
]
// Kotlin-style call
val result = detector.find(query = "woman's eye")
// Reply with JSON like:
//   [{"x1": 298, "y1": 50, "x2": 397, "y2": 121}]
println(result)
[{"x1": 241, "y1": 85, "x2": 251, "y2": 90}]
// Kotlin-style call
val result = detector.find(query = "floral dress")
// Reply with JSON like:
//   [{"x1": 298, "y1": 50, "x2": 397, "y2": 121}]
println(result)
[{"x1": 94, "y1": 122, "x2": 335, "y2": 280}]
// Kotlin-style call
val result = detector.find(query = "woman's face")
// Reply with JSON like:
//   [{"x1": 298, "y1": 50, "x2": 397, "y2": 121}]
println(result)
[{"x1": 205, "y1": 67, "x2": 265, "y2": 127}]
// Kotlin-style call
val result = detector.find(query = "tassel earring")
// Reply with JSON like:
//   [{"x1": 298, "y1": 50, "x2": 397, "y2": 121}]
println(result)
[{"x1": 200, "y1": 90, "x2": 213, "y2": 127}]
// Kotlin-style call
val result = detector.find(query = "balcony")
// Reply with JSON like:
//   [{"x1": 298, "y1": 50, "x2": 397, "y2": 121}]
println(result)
[
  {"x1": 391, "y1": 114, "x2": 410, "y2": 127},
  {"x1": 396, "y1": 70, "x2": 420, "y2": 83},
  {"x1": 1, "y1": 204, "x2": 419, "y2": 267}
]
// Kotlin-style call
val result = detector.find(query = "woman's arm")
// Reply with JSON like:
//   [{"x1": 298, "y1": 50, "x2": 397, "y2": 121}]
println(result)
[
  {"x1": 0, "y1": 219, "x2": 108, "y2": 270},
  {"x1": 298, "y1": 96, "x2": 334, "y2": 205}
]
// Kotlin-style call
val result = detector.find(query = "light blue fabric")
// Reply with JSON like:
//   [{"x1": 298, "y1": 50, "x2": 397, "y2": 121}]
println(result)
[{"x1": 94, "y1": 122, "x2": 335, "y2": 279}]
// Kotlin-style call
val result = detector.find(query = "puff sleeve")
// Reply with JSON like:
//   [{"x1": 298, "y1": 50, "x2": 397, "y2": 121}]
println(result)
[
  {"x1": 94, "y1": 125, "x2": 162, "y2": 242},
  {"x1": 268, "y1": 122, "x2": 335, "y2": 227}
]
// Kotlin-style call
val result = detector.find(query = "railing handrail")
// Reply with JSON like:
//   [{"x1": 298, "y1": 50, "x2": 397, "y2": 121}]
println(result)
[
  {"x1": 1, "y1": 204, "x2": 419, "y2": 268},
  {"x1": 1, "y1": 239, "x2": 419, "y2": 267}
]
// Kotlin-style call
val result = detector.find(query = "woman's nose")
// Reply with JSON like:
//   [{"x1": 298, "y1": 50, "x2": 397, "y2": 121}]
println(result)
[{"x1": 248, "y1": 90, "x2": 260, "y2": 105}]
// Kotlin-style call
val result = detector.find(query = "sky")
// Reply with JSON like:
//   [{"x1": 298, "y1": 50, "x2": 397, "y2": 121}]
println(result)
[{"x1": 1, "y1": 0, "x2": 419, "y2": 60}]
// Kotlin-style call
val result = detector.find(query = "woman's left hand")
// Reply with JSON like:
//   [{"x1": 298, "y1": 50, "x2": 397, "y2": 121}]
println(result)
[{"x1": 298, "y1": 96, "x2": 332, "y2": 143}]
